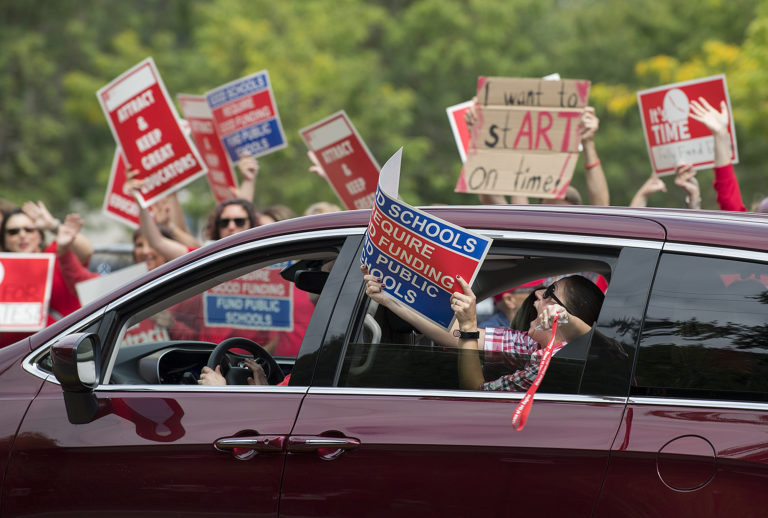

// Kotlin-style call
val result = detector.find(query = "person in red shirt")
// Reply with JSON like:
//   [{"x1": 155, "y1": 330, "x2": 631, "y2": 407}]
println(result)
[{"x1": 0, "y1": 210, "x2": 98, "y2": 347}]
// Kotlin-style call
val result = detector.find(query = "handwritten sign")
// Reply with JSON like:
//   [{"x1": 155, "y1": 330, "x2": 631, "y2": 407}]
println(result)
[
  {"x1": 178, "y1": 94, "x2": 239, "y2": 203},
  {"x1": 203, "y1": 263, "x2": 294, "y2": 331},
  {"x1": 205, "y1": 70, "x2": 287, "y2": 162},
  {"x1": 362, "y1": 149, "x2": 492, "y2": 329},
  {"x1": 457, "y1": 77, "x2": 590, "y2": 199},
  {"x1": 299, "y1": 111, "x2": 379, "y2": 210},
  {"x1": 0, "y1": 253, "x2": 55, "y2": 332},
  {"x1": 637, "y1": 74, "x2": 738, "y2": 175},
  {"x1": 97, "y1": 57, "x2": 208, "y2": 207}
]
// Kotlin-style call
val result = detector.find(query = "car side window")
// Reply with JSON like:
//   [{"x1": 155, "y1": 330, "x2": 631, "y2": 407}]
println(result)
[
  {"x1": 336, "y1": 242, "x2": 616, "y2": 395},
  {"x1": 104, "y1": 250, "x2": 339, "y2": 385},
  {"x1": 634, "y1": 253, "x2": 768, "y2": 402}
]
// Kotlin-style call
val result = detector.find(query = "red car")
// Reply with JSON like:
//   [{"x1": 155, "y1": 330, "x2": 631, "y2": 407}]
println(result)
[{"x1": 1, "y1": 205, "x2": 767, "y2": 517}]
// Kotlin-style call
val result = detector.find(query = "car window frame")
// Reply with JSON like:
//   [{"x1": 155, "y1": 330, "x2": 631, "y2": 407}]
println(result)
[
  {"x1": 23, "y1": 228, "x2": 365, "y2": 392},
  {"x1": 312, "y1": 228, "x2": 663, "y2": 401}
]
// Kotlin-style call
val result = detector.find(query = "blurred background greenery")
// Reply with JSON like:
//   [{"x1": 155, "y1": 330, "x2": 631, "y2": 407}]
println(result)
[{"x1": 1, "y1": 0, "x2": 766, "y2": 241}]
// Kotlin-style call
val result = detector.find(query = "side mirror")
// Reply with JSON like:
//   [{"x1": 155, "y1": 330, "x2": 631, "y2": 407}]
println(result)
[{"x1": 51, "y1": 333, "x2": 102, "y2": 424}]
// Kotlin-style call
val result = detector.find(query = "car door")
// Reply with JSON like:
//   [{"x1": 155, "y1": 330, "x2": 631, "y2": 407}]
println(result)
[
  {"x1": 2, "y1": 230, "x2": 359, "y2": 517},
  {"x1": 594, "y1": 248, "x2": 768, "y2": 517},
  {"x1": 279, "y1": 232, "x2": 660, "y2": 518}
]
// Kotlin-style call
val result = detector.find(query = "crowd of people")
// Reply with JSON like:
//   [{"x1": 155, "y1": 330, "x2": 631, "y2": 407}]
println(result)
[{"x1": 1, "y1": 95, "x2": 765, "y2": 392}]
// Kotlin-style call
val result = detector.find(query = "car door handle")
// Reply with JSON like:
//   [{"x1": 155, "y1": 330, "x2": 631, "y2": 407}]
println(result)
[
  {"x1": 214, "y1": 435, "x2": 286, "y2": 453},
  {"x1": 287, "y1": 436, "x2": 361, "y2": 453}
]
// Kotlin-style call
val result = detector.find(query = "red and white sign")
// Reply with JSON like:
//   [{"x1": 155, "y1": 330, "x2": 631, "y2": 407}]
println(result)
[
  {"x1": 97, "y1": 57, "x2": 208, "y2": 207},
  {"x1": 102, "y1": 149, "x2": 140, "y2": 228},
  {"x1": 299, "y1": 111, "x2": 380, "y2": 210},
  {"x1": 0, "y1": 253, "x2": 55, "y2": 332},
  {"x1": 446, "y1": 100, "x2": 474, "y2": 163},
  {"x1": 637, "y1": 74, "x2": 738, "y2": 175},
  {"x1": 177, "y1": 94, "x2": 238, "y2": 203}
]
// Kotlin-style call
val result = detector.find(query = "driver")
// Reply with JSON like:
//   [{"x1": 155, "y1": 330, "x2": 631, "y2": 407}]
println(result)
[{"x1": 198, "y1": 359, "x2": 268, "y2": 386}]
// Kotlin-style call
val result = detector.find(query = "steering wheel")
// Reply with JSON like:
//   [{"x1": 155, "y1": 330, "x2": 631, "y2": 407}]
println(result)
[{"x1": 207, "y1": 337, "x2": 285, "y2": 385}]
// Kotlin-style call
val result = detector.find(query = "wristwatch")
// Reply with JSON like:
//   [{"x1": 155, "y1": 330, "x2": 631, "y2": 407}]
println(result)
[{"x1": 453, "y1": 329, "x2": 480, "y2": 339}]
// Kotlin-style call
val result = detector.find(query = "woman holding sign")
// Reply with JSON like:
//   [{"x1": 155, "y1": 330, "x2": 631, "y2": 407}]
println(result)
[
  {"x1": 362, "y1": 266, "x2": 603, "y2": 391},
  {"x1": 0, "y1": 209, "x2": 98, "y2": 347}
]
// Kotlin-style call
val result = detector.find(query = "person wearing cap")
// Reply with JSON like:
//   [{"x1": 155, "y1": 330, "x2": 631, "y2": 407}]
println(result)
[{"x1": 479, "y1": 279, "x2": 545, "y2": 329}]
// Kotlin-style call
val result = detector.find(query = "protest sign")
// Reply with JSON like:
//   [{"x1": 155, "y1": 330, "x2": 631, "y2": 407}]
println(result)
[
  {"x1": 299, "y1": 111, "x2": 380, "y2": 210},
  {"x1": 205, "y1": 70, "x2": 287, "y2": 162},
  {"x1": 446, "y1": 100, "x2": 475, "y2": 162},
  {"x1": 637, "y1": 74, "x2": 738, "y2": 175},
  {"x1": 177, "y1": 94, "x2": 239, "y2": 203},
  {"x1": 361, "y1": 149, "x2": 493, "y2": 329},
  {"x1": 456, "y1": 77, "x2": 590, "y2": 199},
  {"x1": 76, "y1": 262, "x2": 148, "y2": 307},
  {"x1": 203, "y1": 262, "x2": 294, "y2": 331},
  {"x1": 102, "y1": 149, "x2": 140, "y2": 228},
  {"x1": 97, "y1": 57, "x2": 208, "y2": 208},
  {"x1": 0, "y1": 253, "x2": 55, "y2": 332}
]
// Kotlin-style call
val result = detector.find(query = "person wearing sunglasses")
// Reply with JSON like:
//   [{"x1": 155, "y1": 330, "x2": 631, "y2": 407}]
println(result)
[
  {"x1": 0, "y1": 209, "x2": 98, "y2": 347},
  {"x1": 362, "y1": 267, "x2": 604, "y2": 391},
  {"x1": 207, "y1": 198, "x2": 258, "y2": 240}
]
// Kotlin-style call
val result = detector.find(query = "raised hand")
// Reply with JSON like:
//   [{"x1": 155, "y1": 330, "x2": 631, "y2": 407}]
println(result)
[{"x1": 22, "y1": 200, "x2": 58, "y2": 232}]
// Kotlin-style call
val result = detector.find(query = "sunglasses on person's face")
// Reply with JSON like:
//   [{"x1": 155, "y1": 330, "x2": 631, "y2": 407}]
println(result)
[
  {"x1": 542, "y1": 283, "x2": 572, "y2": 315},
  {"x1": 217, "y1": 218, "x2": 248, "y2": 229},
  {"x1": 5, "y1": 227, "x2": 36, "y2": 236}
]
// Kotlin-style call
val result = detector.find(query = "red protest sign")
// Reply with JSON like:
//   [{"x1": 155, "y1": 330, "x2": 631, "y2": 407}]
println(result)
[
  {"x1": 299, "y1": 111, "x2": 380, "y2": 210},
  {"x1": 177, "y1": 94, "x2": 238, "y2": 203},
  {"x1": 97, "y1": 57, "x2": 208, "y2": 207},
  {"x1": 446, "y1": 100, "x2": 474, "y2": 163},
  {"x1": 637, "y1": 74, "x2": 738, "y2": 175},
  {"x1": 0, "y1": 253, "x2": 55, "y2": 332},
  {"x1": 102, "y1": 148, "x2": 140, "y2": 228}
]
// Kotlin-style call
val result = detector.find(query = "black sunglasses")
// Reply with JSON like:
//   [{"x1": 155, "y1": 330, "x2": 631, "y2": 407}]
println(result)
[
  {"x1": 542, "y1": 283, "x2": 572, "y2": 315},
  {"x1": 217, "y1": 218, "x2": 248, "y2": 229},
  {"x1": 5, "y1": 227, "x2": 36, "y2": 236}
]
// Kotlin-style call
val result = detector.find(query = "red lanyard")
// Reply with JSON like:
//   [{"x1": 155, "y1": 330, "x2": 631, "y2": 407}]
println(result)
[{"x1": 511, "y1": 315, "x2": 559, "y2": 431}]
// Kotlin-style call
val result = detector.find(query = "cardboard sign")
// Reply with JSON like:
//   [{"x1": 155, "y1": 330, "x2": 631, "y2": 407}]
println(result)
[
  {"x1": 299, "y1": 111, "x2": 380, "y2": 210},
  {"x1": 361, "y1": 149, "x2": 492, "y2": 329},
  {"x1": 203, "y1": 263, "x2": 294, "y2": 331},
  {"x1": 177, "y1": 94, "x2": 239, "y2": 203},
  {"x1": 205, "y1": 70, "x2": 287, "y2": 161},
  {"x1": 0, "y1": 253, "x2": 55, "y2": 332},
  {"x1": 97, "y1": 57, "x2": 208, "y2": 208},
  {"x1": 637, "y1": 74, "x2": 738, "y2": 175},
  {"x1": 456, "y1": 76, "x2": 590, "y2": 199}
]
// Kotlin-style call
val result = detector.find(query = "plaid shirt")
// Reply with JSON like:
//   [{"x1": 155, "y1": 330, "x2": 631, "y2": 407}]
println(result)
[{"x1": 480, "y1": 327, "x2": 566, "y2": 392}]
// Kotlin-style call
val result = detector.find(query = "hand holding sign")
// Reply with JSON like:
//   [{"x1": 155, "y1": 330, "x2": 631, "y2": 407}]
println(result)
[{"x1": 451, "y1": 275, "x2": 478, "y2": 333}]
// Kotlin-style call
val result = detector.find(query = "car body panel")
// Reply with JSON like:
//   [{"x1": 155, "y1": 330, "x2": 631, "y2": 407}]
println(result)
[
  {"x1": 2, "y1": 383, "x2": 305, "y2": 517},
  {"x1": 280, "y1": 390, "x2": 626, "y2": 518}
]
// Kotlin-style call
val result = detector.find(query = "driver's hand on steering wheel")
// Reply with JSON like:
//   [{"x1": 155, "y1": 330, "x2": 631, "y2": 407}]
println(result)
[
  {"x1": 199, "y1": 365, "x2": 227, "y2": 385},
  {"x1": 245, "y1": 358, "x2": 268, "y2": 385}
]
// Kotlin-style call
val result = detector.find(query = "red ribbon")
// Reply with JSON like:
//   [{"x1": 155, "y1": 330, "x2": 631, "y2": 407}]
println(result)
[{"x1": 511, "y1": 315, "x2": 559, "y2": 431}]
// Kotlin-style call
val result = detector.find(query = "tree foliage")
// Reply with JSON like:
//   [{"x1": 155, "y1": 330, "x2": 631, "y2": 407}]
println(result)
[{"x1": 0, "y1": 0, "x2": 765, "y2": 235}]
